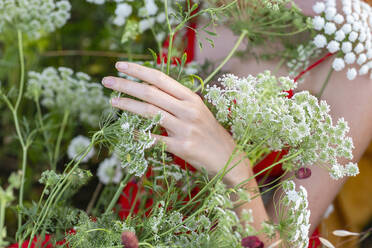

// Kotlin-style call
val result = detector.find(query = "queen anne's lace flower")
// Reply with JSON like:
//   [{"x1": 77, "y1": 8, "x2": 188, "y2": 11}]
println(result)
[
  {"x1": 86, "y1": 0, "x2": 184, "y2": 42},
  {"x1": 287, "y1": 42, "x2": 322, "y2": 80},
  {"x1": 0, "y1": 0, "x2": 71, "y2": 40},
  {"x1": 278, "y1": 180, "x2": 311, "y2": 248},
  {"x1": 205, "y1": 72, "x2": 357, "y2": 179},
  {"x1": 311, "y1": 0, "x2": 372, "y2": 80},
  {"x1": 26, "y1": 67, "x2": 111, "y2": 127},
  {"x1": 67, "y1": 135, "x2": 95, "y2": 163},
  {"x1": 106, "y1": 111, "x2": 163, "y2": 177},
  {"x1": 97, "y1": 155, "x2": 123, "y2": 184}
]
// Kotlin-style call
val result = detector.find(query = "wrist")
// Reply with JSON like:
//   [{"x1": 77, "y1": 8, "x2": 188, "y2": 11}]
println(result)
[{"x1": 223, "y1": 152, "x2": 252, "y2": 187}]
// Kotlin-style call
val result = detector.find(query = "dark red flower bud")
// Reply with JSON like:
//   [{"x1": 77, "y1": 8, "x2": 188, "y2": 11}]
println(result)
[
  {"x1": 241, "y1": 236, "x2": 264, "y2": 248},
  {"x1": 295, "y1": 167, "x2": 312, "y2": 179},
  {"x1": 121, "y1": 231, "x2": 139, "y2": 248}
]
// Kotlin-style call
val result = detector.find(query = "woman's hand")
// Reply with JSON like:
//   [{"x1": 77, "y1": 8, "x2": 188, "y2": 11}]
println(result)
[{"x1": 102, "y1": 62, "x2": 250, "y2": 185}]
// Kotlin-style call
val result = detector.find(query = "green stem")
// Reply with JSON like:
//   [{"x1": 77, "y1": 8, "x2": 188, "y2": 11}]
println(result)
[
  {"x1": 104, "y1": 173, "x2": 132, "y2": 214},
  {"x1": 235, "y1": 150, "x2": 303, "y2": 189},
  {"x1": 27, "y1": 132, "x2": 101, "y2": 247},
  {"x1": 18, "y1": 147, "x2": 28, "y2": 230},
  {"x1": 139, "y1": 242, "x2": 155, "y2": 248},
  {"x1": 35, "y1": 99, "x2": 54, "y2": 166},
  {"x1": 164, "y1": 0, "x2": 173, "y2": 75},
  {"x1": 52, "y1": 110, "x2": 70, "y2": 170},
  {"x1": 0, "y1": 199, "x2": 6, "y2": 245},
  {"x1": 195, "y1": 30, "x2": 248, "y2": 92},
  {"x1": 15, "y1": 30, "x2": 25, "y2": 112},
  {"x1": 273, "y1": 58, "x2": 285, "y2": 75},
  {"x1": 317, "y1": 67, "x2": 334, "y2": 99}
]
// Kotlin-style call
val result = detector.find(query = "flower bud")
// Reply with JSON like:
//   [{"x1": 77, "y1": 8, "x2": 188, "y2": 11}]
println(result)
[
  {"x1": 295, "y1": 167, "x2": 312, "y2": 179},
  {"x1": 121, "y1": 231, "x2": 139, "y2": 248},
  {"x1": 241, "y1": 236, "x2": 264, "y2": 248}
]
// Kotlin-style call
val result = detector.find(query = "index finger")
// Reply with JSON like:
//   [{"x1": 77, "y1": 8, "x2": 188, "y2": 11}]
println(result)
[{"x1": 115, "y1": 62, "x2": 194, "y2": 100}]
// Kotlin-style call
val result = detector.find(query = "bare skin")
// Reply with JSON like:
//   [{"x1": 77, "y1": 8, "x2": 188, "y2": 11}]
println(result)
[{"x1": 102, "y1": 1, "x2": 372, "y2": 246}]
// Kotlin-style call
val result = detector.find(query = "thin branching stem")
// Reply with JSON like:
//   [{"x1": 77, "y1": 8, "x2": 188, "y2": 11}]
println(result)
[
  {"x1": 195, "y1": 30, "x2": 248, "y2": 92},
  {"x1": 105, "y1": 173, "x2": 132, "y2": 214},
  {"x1": 52, "y1": 110, "x2": 70, "y2": 170}
]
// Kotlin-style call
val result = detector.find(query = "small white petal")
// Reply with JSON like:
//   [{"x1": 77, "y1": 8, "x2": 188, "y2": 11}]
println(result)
[
  {"x1": 347, "y1": 68, "x2": 357, "y2": 80},
  {"x1": 319, "y1": 237, "x2": 335, "y2": 248},
  {"x1": 332, "y1": 58, "x2": 345, "y2": 71},
  {"x1": 333, "y1": 230, "x2": 360, "y2": 237}
]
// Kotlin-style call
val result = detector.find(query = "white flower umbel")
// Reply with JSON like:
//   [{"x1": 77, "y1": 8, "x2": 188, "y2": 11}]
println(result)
[
  {"x1": 97, "y1": 155, "x2": 123, "y2": 184},
  {"x1": 0, "y1": 0, "x2": 71, "y2": 40},
  {"x1": 86, "y1": 0, "x2": 181, "y2": 41},
  {"x1": 107, "y1": 111, "x2": 163, "y2": 177},
  {"x1": 205, "y1": 72, "x2": 357, "y2": 179},
  {"x1": 67, "y1": 135, "x2": 95, "y2": 163},
  {"x1": 287, "y1": 42, "x2": 322, "y2": 80},
  {"x1": 311, "y1": 0, "x2": 372, "y2": 80},
  {"x1": 26, "y1": 67, "x2": 111, "y2": 127},
  {"x1": 277, "y1": 180, "x2": 311, "y2": 247}
]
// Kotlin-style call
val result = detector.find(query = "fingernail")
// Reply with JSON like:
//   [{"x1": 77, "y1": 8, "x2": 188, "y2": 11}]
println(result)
[
  {"x1": 102, "y1": 77, "x2": 115, "y2": 87},
  {"x1": 111, "y1": 98, "x2": 119, "y2": 105},
  {"x1": 116, "y1": 62, "x2": 129, "y2": 70}
]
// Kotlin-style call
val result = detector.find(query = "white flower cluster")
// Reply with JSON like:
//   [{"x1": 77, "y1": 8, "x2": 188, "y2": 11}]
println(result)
[
  {"x1": 85, "y1": 0, "x2": 184, "y2": 42},
  {"x1": 67, "y1": 135, "x2": 95, "y2": 163},
  {"x1": 312, "y1": 0, "x2": 372, "y2": 80},
  {"x1": 112, "y1": 111, "x2": 162, "y2": 177},
  {"x1": 330, "y1": 161, "x2": 359, "y2": 179},
  {"x1": 287, "y1": 42, "x2": 322, "y2": 81},
  {"x1": 205, "y1": 72, "x2": 356, "y2": 178},
  {"x1": 0, "y1": 0, "x2": 71, "y2": 40},
  {"x1": 279, "y1": 180, "x2": 311, "y2": 247},
  {"x1": 26, "y1": 67, "x2": 111, "y2": 126},
  {"x1": 97, "y1": 155, "x2": 123, "y2": 184},
  {"x1": 261, "y1": 0, "x2": 290, "y2": 11}
]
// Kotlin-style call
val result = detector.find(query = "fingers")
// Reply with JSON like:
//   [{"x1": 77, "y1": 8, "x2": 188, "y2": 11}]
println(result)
[
  {"x1": 102, "y1": 76, "x2": 184, "y2": 117},
  {"x1": 115, "y1": 62, "x2": 194, "y2": 100},
  {"x1": 151, "y1": 133, "x2": 177, "y2": 154},
  {"x1": 111, "y1": 97, "x2": 183, "y2": 133}
]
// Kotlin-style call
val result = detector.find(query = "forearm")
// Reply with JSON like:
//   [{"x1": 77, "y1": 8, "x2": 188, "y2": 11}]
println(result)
[{"x1": 223, "y1": 153, "x2": 278, "y2": 245}]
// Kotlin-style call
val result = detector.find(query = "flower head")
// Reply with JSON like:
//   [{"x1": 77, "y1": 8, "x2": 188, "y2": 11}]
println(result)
[
  {"x1": 67, "y1": 135, "x2": 95, "y2": 163},
  {"x1": 97, "y1": 155, "x2": 123, "y2": 184},
  {"x1": 311, "y1": 0, "x2": 372, "y2": 80},
  {"x1": 26, "y1": 67, "x2": 111, "y2": 126},
  {"x1": 0, "y1": 0, "x2": 71, "y2": 40}
]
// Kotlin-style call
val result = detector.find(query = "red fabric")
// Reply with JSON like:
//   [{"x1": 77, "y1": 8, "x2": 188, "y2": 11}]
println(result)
[
  {"x1": 8, "y1": 235, "x2": 53, "y2": 248},
  {"x1": 294, "y1": 52, "x2": 334, "y2": 82},
  {"x1": 118, "y1": 181, "x2": 154, "y2": 219}
]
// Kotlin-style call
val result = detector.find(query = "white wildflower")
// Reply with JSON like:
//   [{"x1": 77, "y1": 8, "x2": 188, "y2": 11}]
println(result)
[
  {"x1": 278, "y1": 180, "x2": 311, "y2": 247},
  {"x1": 97, "y1": 155, "x2": 123, "y2": 184},
  {"x1": 330, "y1": 163, "x2": 345, "y2": 179},
  {"x1": 335, "y1": 30, "x2": 346, "y2": 41},
  {"x1": 313, "y1": 16, "x2": 325, "y2": 30},
  {"x1": 342, "y1": 41, "x2": 353, "y2": 53},
  {"x1": 310, "y1": 0, "x2": 372, "y2": 80},
  {"x1": 139, "y1": 18, "x2": 155, "y2": 33},
  {"x1": 314, "y1": 34, "x2": 327, "y2": 48},
  {"x1": 26, "y1": 67, "x2": 110, "y2": 127},
  {"x1": 0, "y1": 0, "x2": 71, "y2": 40},
  {"x1": 354, "y1": 43, "x2": 365, "y2": 54},
  {"x1": 67, "y1": 135, "x2": 95, "y2": 163},
  {"x1": 313, "y1": 2, "x2": 326, "y2": 14},
  {"x1": 357, "y1": 54, "x2": 367, "y2": 65},
  {"x1": 344, "y1": 52, "x2": 356, "y2": 64},
  {"x1": 344, "y1": 162, "x2": 359, "y2": 176},
  {"x1": 347, "y1": 67, "x2": 357, "y2": 80},
  {"x1": 324, "y1": 22, "x2": 337, "y2": 34},
  {"x1": 332, "y1": 58, "x2": 345, "y2": 71},
  {"x1": 327, "y1": 40, "x2": 340, "y2": 53}
]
